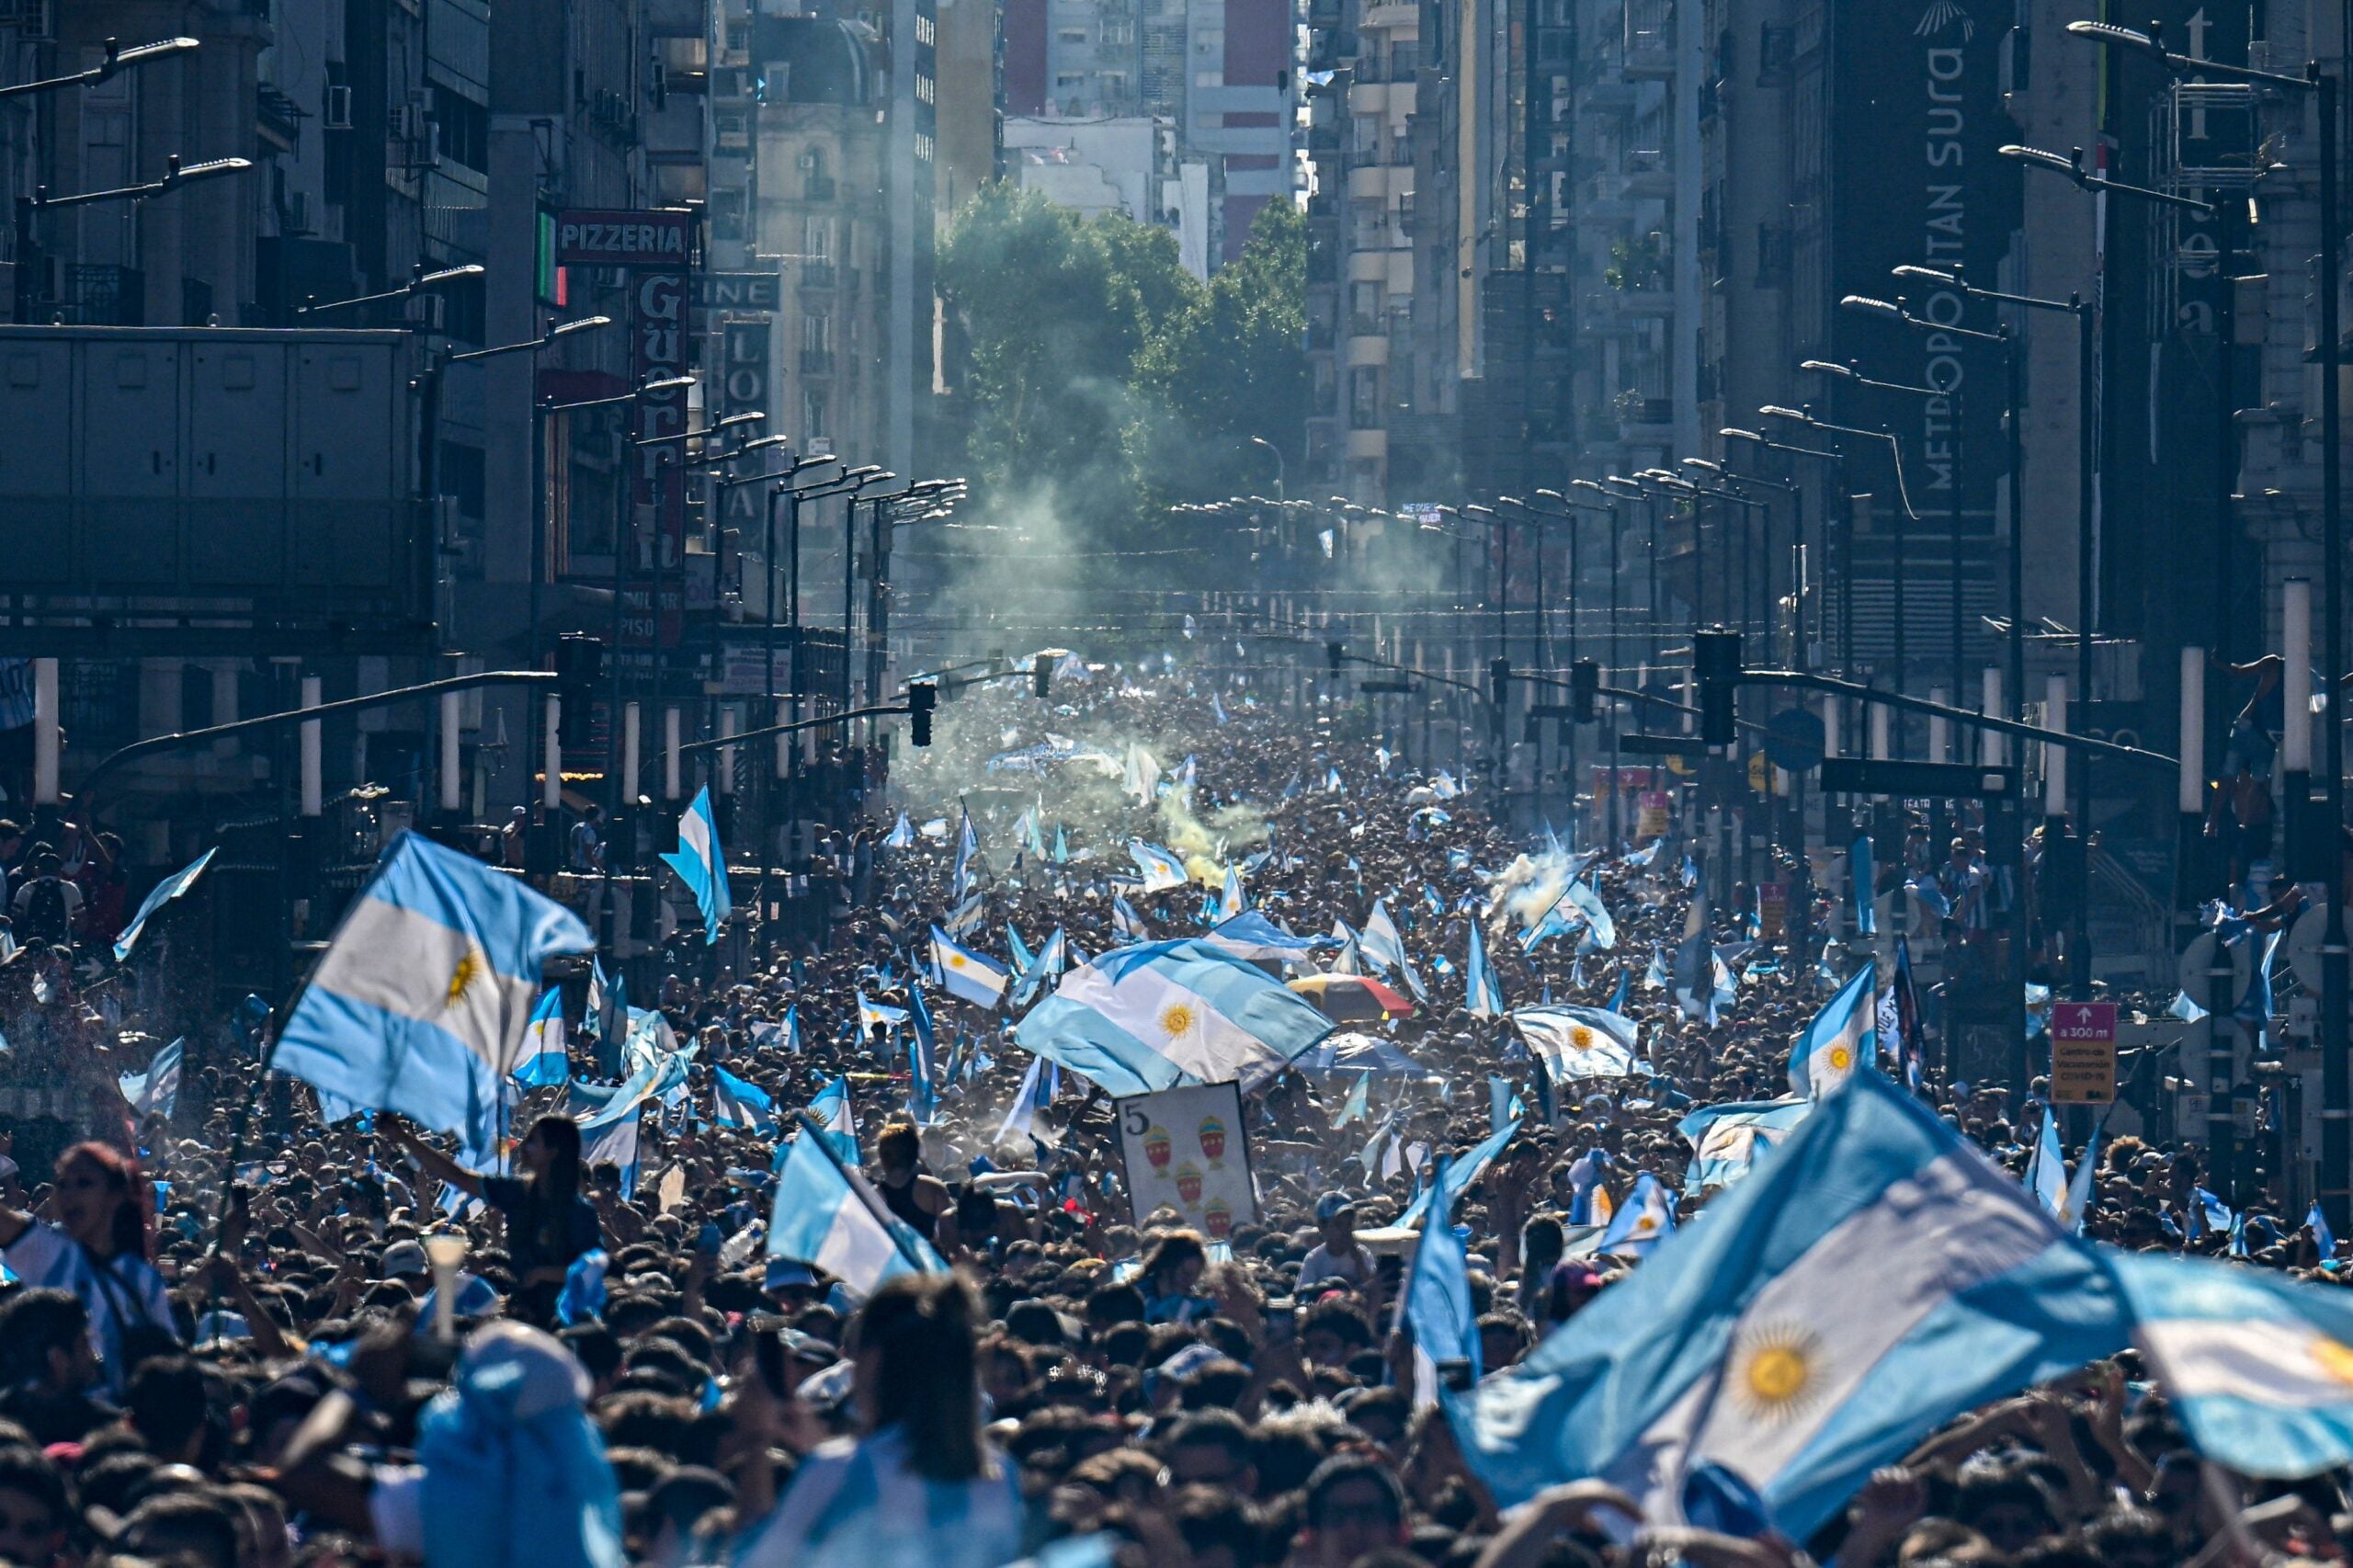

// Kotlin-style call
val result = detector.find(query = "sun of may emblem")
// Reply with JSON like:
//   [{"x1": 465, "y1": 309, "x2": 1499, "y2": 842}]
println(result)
[
  {"x1": 1732, "y1": 1323, "x2": 1825, "y2": 1424},
  {"x1": 1160, "y1": 1004, "x2": 1197, "y2": 1039},
  {"x1": 948, "y1": 952, "x2": 968, "y2": 969},
  {"x1": 2311, "y1": 1336, "x2": 2353, "y2": 1387},
  {"x1": 1827, "y1": 1043, "x2": 1854, "y2": 1072},
  {"x1": 445, "y1": 947, "x2": 486, "y2": 1010},
  {"x1": 1569, "y1": 1024, "x2": 1595, "y2": 1051}
]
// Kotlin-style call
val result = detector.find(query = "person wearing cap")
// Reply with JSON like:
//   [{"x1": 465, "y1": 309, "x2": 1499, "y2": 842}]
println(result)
[
  {"x1": 378, "y1": 1238, "x2": 432, "y2": 1294},
  {"x1": 1296, "y1": 1192, "x2": 1372, "y2": 1291}
]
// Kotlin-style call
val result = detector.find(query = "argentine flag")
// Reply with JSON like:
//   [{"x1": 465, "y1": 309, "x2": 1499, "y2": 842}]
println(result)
[
  {"x1": 660, "y1": 786, "x2": 733, "y2": 944},
  {"x1": 951, "y1": 808, "x2": 979, "y2": 898},
  {"x1": 1129, "y1": 839, "x2": 1188, "y2": 893},
  {"x1": 581, "y1": 1105, "x2": 642, "y2": 1198},
  {"x1": 1009, "y1": 926, "x2": 1068, "y2": 1008},
  {"x1": 1597, "y1": 1170, "x2": 1676, "y2": 1254},
  {"x1": 1677, "y1": 1097, "x2": 1813, "y2": 1193},
  {"x1": 1112, "y1": 895, "x2": 1152, "y2": 942},
  {"x1": 1218, "y1": 865, "x2": 1247, "y2": 921},
  {"x1": 1206, "y1": 911, "x2": 1319, "y2": 966},
  {"x1": 119, "y1": 1038, "x2": 184, "y2": 1120},
  {"x1": 1402, "y1": 1154, "x2": 1482, "y2": 1406},
  {"x1": 272, "y1": 834, "x2": 591, "y2": 1162},
  {"x1": 883, "y1": 812, "x2": 915, "y2": 848},
  {"x1": 712, "y1": 1066, "x2": 778, "y2": 1134},
  {"x1": 2026, "y1": 1110, "x2": 2067, "y2": 1217},
  {"x1": 1361, "y1": 900, "x2": 1429, "y2": 1003},
  {"x1": 1465, "y1": 924, "x2": 1506, "y2": 1018},
  {"x1": 1564, "y1": 880, "x2": 1617, "y2": 952},
  {"x1": 114, "y1": 847, "x2": 217, "y2": 963},
  {"x1": 512, "y1": 992, "x2": 570, "y2": 1087},
  {"x1": 1398, "y1": 1119, "x2": 1519, "y2": 1228},
  {"x1": 907, "y1": 983, "x2": 940, "y2": 1125},
  {"x1": 767, "y1": 1114, "x2": 947, "y2": 1296},
  {"x1": 929, "y1": 925, "x2": 1010, "y2": 1008},
  {"x1": 1448, "y1": 1074, "x2": 2128, "y2": 1537},
  {"x1": 1511, "y1": 1005, "x2": 1641, "y2": 1081},
  {"x1": 1014, "y1": 937, "x2": 1335, "y2": 1096},
  {"x1": 2107, "y1": 1248, "x2": 2353, "y2": 1477},
  {"x1": 806, "y1": 1074, "x2": 859, "y2": 1165},
  {"x1": 1788, "y1": 960, "x2": 1877, "y2": 1099}
]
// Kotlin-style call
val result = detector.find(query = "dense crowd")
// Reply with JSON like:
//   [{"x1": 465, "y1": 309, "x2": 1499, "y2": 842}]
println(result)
[{"x1": 0, "y1": 665, "x2": 2338, "y2": 1568}]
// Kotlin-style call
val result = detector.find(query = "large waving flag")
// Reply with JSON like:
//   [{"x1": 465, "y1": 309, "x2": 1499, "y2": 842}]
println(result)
[
  {"x1": 660, "y1": 787, "x2": 733, "y2": 945},
  {"x1": 119, "y1": 1038, "x2": 185, "y2": 1120},
  {"x1": 929, "y1": 925, "x2": 1009, "y2": 1008},
  {"x1": 1014, "y1": 937, "x2": 1336, "y2": 1096},
  {"x1": 1677, "y1": 1097, "x2": 1814, "y2": 1194},
  {"x1": 1511, "y1": 1005, "x2": 1641, "y2": 1081},
  {"x1": 114, "y1": 847, "x2": 217, "y2": 963},
  {"x1": 1564, "y1": 880, "x2": 1617, "y2": 952},
  {"x1": 581, "y1": 1106, "x2": 642, "y2": 1198},
  {"x1": 1128, "y1": 840, "x2": 1188, "y2": 893},
  {"x1": 1398, "y1": 1119, "x2": 1519, "y2": 1229},
  {"x1": 1009, "y1": 926, "x2": 1068, "y2": 1008},
  {"x1": 767, "y1": 1115, "x2": 946, "y2": 1296},
  {"x1": 512, "y1": 992, "x2": 570, "y2": 1087},
  {"x1": 1206, "y1": 912, "x2": 1320, "y2": 966},
  {"x1": 2106, "y1": 1249, "x2": 2353, "y2": 1477},
  {"x1": 712, "y1": 1065, "x2": 779, "y2": 1134},
  {"x1": 1465, "y1": 924, "x2": 1506, "y2": 1017},
  {"x1": 1788, "y1": 961, "x2": 1877, "y2": 1099},
  {"x1": 1361, "y1": 900, "x2": 1429, "y2": 1003},
  {"x1": 1447, "y1": 1074, "x2": 2128, "y2": 1538},
  {"x1": 272, "y1": 834, "x2": 591, "y2": 1162}
]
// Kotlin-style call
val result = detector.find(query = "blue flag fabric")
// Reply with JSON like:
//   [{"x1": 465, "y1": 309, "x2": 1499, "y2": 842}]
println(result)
[
  {"x1": 119, "y1": 1038, "x2": 185, "y2": 1120},
  {"x1": 1465, "y1": 924, "x2": 1506, "y2": 1017},
  {"x1": 114, "y1": 847, "x2": 217, "y2": 963},
  {"x1": 272, "y1": 834, "x2": 591, "y2": 1165},
  {"x1": 1013, "y1": 938, "x2": 1336, "y2": 1096},
  {"x1": 512, "y1": 992, "x2": 570, "y2": 1087},
  {"x1": 659, "y1": 786, "x2": 733, "y2": 945},
  {"x1": 1446, "y1": 1074, "x2": 2128, "y2": 1538},
  {"x1": 712, "y1": 1066, "x2": 778, "y2": 1134},
  {"x1": 908, "y1": 983, "x2": 941, "y2": 1125},
  {"x1": 1789, "y1": 961, "x2": 1878, "y2": 1099},
  {"x1": 1403, "y1": 1155, "x2": 1482, "y2": 1401},
  {"x1": 767, "y1": 1115, "x2": 946, "y2": 1296}
]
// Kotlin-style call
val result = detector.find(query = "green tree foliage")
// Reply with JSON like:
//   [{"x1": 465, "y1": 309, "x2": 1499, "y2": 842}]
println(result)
[{"x1": 937, "y1": 185, "x2": 1306, "y2": 581}]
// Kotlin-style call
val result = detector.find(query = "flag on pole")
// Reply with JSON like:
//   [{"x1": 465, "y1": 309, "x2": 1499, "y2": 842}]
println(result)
[
  {"x1": 907, "y1": 983, "x2": 940, "y2": 1125},
  {"x1": 1112, "y1": 895, "x2": 1152, "y2": 942},
  {"x1": 805, "y1": 1075, "x2": 860, "y2": 1165},
  {"x1": 1401, "y1": 1154, "x2": 1481, "y2": 1406},
  {"x1": 660, "y1": 787, "x2": 733, "y2": 945},
  {"x1": 996, "y1": 1055, "x2": 1050, "y2": 1143},
  {"x1": 767, "y1": 1114, "x2": 947, "y2": 1297},
  {"x1": 1010, "y1": 926, "x2": 1068, "y2": 1008},
  {"x1": 1218, "y1": 865, "x2": 1247, "y2": 921},
  {"x1": 119, "y1": 1038, "x2": 184, "y2": 1120},
  {"x1": 951, "y1": 808, "x2": 979, "y2": 899},
  {"x1": 2026, "y1": 1108, "x2": 2067, "y2": 1217},
  {"x1": 1511, "y1": 1006, "x2": 1641, "y2": 1081},
  {"x1": 712, "y1": 1066, "x2": 779, "y2": 1134},
  {"x1": 1788, "y1": 961, "x2": 1878, "y2": 1099},
  {"x1": 883, "y1": 812, "x2": 915, "y2": 849},
  {"x1": 113, "y1": 847, "x2": 218, "y2": 963},
  {"x1": 928, "y1": 926, "x2": 1010, "y2": 1007},
  {"x1": 1013, "y1": 937, "x2": 1336, "y2": 1096},
  {"x1": 1597, "y1": 1170, "x2": 1677, "y2": 1254},
  {"x1": 1851, "y1": 830, "x2": 1878, "y2": 937},
  {"x1": 271, "y1": 834, "x2": 591, "y2": 1165},
  {"x1": 1465, "y1": 924, "x2": 1506, "y2": 1018},
  {"x1": 581, "y1": 1107, "x2": 642, "y2": 1198},
  {"x1": 1128, "y1": 840, "x2": 1188, "y2": 893},
  {"x1": 512, "y1": 991, "x2": 570, "y2": 1087}
]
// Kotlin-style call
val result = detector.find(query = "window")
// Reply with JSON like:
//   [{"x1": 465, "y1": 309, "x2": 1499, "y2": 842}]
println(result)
[
  {"x1": 1100, "y1": 70, "x2": 1130, "y2": 93},
  {"x1": 1100, "y1": 18, "x2": 1133, "y2": 43},
  {"x1": 429, "y1": 85, "x2": 489, "y2": 171},
  {"x1": 1756, "y1": 221, "x2": 1790, "y2": 283},
  {"x1": 1194, "y1": 70, "x2": 1223, "y2": 86},
  {"x1": 1056, "y1": 72, "x2": 1086, "y2": 86},
  {"x1": 1756, "y1": 23, "x2": 1793, "y2": 82},
  {"x1": 914, "y1": 130, "x2": 935, "y2": 161},
  {"x1": 1195, "y1": 28, "x2": 1223, "y2": 51},
  {"x1": 802, "y1": 387, "x2": 829, "y2": 440},
  {"x1": 915, "y1": 14, "x2": 936, "y2": 43},
  {"x1": 1059, "y1": 28, "x2": 1089, "y2": 42},
  {"x1": 1349, "y1": 280, "x2": 1381, "y2": 331},
  {"x1": 802, "y1": 213, "x2": 835, "y2": 261},
  {"x1": 802, "y1": 312, "x2": 833, "y2": 353},
  {"x1": 1349, "y1": 367, "x2": 1381, "y2": 427},
  {"x1": 915, "y1": 72, "x2": 935, "y2": 102}
]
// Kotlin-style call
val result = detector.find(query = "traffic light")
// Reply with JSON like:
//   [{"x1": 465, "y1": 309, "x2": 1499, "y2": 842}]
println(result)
[
  {"x1": 1693, "y1": 627, "x2": 1742, "y2": 747},
  {"x1": 1489, "y1": 657, "x2": 1511, "y2": 705},
  {"x1": 553, "y1": 633, "x2": 602, "y2": 750},
  {"x1": 1325, "y1": 642, "x2": 1343, "y2": 678},
  {"x1": 1032, "y1": 653, "x2": 1051, "y2": 700},
  {"x1": 907, "y1": 681, "x2": 937, "y2": 746},
  {"x1": 1570, "y1": 658, "x2": 1598, "y2": 722}
]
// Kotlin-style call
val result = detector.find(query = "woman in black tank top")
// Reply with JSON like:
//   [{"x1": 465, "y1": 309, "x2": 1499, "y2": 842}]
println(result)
[{"x1": 874, "y1": 1119, "x2": 950, "y2": 1244}]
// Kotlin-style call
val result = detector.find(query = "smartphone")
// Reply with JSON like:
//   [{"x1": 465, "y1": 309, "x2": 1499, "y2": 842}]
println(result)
[
  {"x1": 1264, "y1": 1298, "x2": 1298, "y2": 1344},
  {"x1": 753, "y1": 1324, "x2": 790, "y2": 1398}
]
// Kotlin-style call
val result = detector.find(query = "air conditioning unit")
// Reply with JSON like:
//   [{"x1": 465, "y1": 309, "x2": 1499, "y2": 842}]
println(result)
[{"x1": 324, "y1": 84, "x2": 353, "y2": 129}]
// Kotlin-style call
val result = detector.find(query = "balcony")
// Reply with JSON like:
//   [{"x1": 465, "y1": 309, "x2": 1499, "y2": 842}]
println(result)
[
  {"x1": 799, "y1": 348, "x2": 835, "y2": 373},
  {"x1": 803, "y1": 176, "x2": 836, "y2": 201},
  {"x1": 801, "y1": 260, "x2": 837, "y2": 289}
]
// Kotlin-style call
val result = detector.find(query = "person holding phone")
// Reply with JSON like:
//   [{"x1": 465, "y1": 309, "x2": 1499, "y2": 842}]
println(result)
[{"x1": 390, "y1": 1114, "x2": 601, "y2": 1323}]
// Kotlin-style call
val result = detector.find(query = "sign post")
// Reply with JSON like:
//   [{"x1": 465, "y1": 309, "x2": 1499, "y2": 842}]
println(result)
[{"x1": 2050, "y1": 1002, "x2": 2120, "y2": 1105}]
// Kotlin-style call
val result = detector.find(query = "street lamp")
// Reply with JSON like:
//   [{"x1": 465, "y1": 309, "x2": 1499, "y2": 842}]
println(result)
[
  {"x1": 0, "y1": 35, "x2": 199, "y2": 98},
  {"x1": 14, "y1": 153, "x2": 251, "y2": 324},
  {"x1": 1998, "y1": 142, "x2": 2218, "y2": 214},
  {"x1": 296, "y1": 260, "x2": 484, "y2": 319},
  {"x1": 1803, "y1": 358, "x2": 1949, "y2": 709},
  {"x1": 1248, "y1": 436, "x2": 1288, "y2": 501}
]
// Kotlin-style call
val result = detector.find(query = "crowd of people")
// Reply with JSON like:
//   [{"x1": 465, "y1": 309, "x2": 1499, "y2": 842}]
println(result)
[{"x1": 0, "y1": 662, "x2": 2340, "y2": 1568}]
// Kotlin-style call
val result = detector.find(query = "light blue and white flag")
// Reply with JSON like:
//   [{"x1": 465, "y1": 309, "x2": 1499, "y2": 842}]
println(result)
[
  {"x1": 1013, "y1": 937, "x2": 1336, "y2": 1096},
  {"x1": 1218, "y1": 864, "x2": 1247, "y2": 921},
  {"x1": 1597, "y1": 1170, "x2": 1676, "y2": 1255},
  {"x1": 883, "y1": 812, "x2": 915, "y2": 849},
  {"x1": 1332, "y1": 1069, "x2": 1371, "y2": 1129},
  {"x1": 1850, "y1": 831, "x2": 1877, "y2": 937},
  {"x1": 1512, "y1": 1006, "x2": 1641, "y2": 1081},
  {"x1": 2056, "y1": 1119, "x2": 2103, "y2": 1234},
  {"x1": 857, "y1": 994, "x2": 910, "y2": 1038},
  {"x1": 928, "y1": 925, "x2": 1009, "y2": 1008},
  {"x1": 1465, "y1": 924, "x2": 1506, "y2": 1018},
  {"x1": 1361, "y1": 900, "x2": 1429, "y2": 1003},
  {"x1": 1788, "y1": 961, "x2": 1877, "y2": 1100},
  {"x1": 1676, "y1": 1098, "x2": 1814, "y2": 1194},
  {"x1": 119, "y1": 1038, "x2": 184, "y2": 1120},
  {"x1": 512, "y1": 991, "x2": 570, "y2": 1087},
  {"x1": 2026, "y1": 1109, "x2": 2067, "y2": 1217},
  {"x1": 907, "y1": 983, "x2": 940, "y2": 1125},
  {"x1": 1128, "y1": 839, "x2": 1188, "y2": 893},
  {"x1": 659, "y1": 787, "x2": 733, "y2": 945},
  {"x1": 767, "y1": 1114, "x2": 947, "y2": 1296},
  {"x1": 271, "y1": 834, "x2": 591, "y2": 1165},
  {"x1": 1402, "y1": 1154, "x2": 1481, "y2": 1406},
  {"x1": 1204, "y1": 912, "x2": 1318, "y2": 965},
  {"x1": 1397, "y1": 1119, "x2": 1519, "y2": 1229},
  {"x1": 712, "y1": 1065, "x2": 779, "y2": 1134},
  {"x1": 581, "y1": 1106, "x2": 642, "y2": 1199},
  {"x1": 996, "y1": 1054, "x2": 1049, "y2": 1143},
  {"x1": 2106, "y1": 1248, "x2": 2353, "y2": 1477},
  {"x1": 1010, "y1": 926, "x2": 1068, "y2": 1008},
  {"x1": 2313, "y1": 1200, "x2": 2337, "y2": 1262},
  {"x1": 1564, "y1": 880, "x2": 1617, "y2": 952},
  {"x1": 950, "y1": 807, "x2": 980, "y2": 899},
  {"x1": 1449, "y1": 1074, "x2": 2129, "y2": 1537},
  {"x1": 1006, "y1": 924, "x2": 1037, "y2": 977},
  {"x1": 114, "y1": 847, "x2": 217, "y2": 963},
  {"x1": 2167, "y1": 990, "x2": 2212, "y2": 1023},
  {"x1": 806, "y1": 1075, "x2": 860, "y2": 1165}
]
